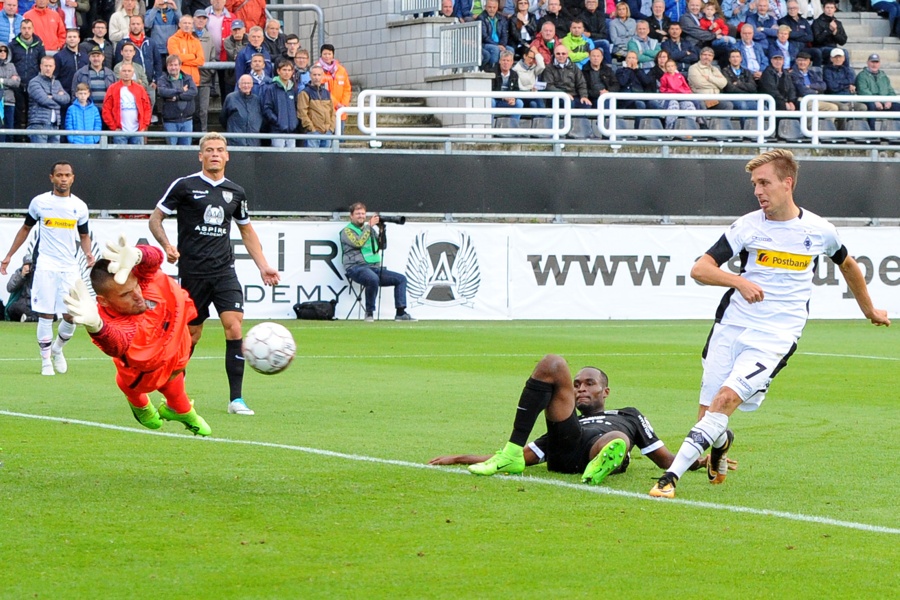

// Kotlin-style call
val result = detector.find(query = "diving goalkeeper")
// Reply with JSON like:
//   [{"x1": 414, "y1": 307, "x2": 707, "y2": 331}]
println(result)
[{"x1": 64, "y1": 236, "x2": 211, "y2": 436}]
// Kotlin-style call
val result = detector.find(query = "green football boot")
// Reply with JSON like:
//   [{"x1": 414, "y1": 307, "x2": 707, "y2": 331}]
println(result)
[
  {"x1": 130, "y1": 401, "x2": 162, "y2": 430},
  {"x1": 581, "y1": 438, "x2": 627, "y2": 485},
  {"x1": 468, "y1": 443, "x2": 526, "y2": 476},
  {"x1": 159, "y1": 401, "x2": 211, "y2": 437}
]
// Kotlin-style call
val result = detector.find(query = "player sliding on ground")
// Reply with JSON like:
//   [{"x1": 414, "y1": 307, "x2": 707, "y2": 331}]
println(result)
[
  {"x1": 63, "y1": 235, "x2": 212, "y2": 436},
  {"x1": 429, "y1": 354, "x2": 712, "y2": 484},
  {"x1": 650, "y1": 149, "x2": 891, "y2": 500}
]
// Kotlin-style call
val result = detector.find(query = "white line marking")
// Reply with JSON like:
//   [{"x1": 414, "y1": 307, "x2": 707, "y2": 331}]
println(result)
[{"x1": 2, "y1": 409, "x2": 897, "y2": 536}]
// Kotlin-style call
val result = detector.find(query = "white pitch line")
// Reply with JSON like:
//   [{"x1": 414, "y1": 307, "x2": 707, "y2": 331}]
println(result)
[{"x1": 1, "y1": 409, "x2": 897, "y2": 536}]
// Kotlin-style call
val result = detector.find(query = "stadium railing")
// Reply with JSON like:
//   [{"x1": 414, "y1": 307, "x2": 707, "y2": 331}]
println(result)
[
  {"x1": 439, "y1": 21, "x2": 482, "y2": 72},
  {"x1": 400, "y1": 0, "x2": 441, "y2": 15}
]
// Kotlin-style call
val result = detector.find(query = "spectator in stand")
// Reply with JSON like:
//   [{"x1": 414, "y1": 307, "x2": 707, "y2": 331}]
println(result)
[
  {"x1": 260, "y1": 58, "x2": 297, "y2": 147},
  {"x1": 448, "y1": 0, "x2": 475, "y2": 21},
  {"x1": 647, "y1": 0, "x2": 671, "y2": 41},
  {"x1": 72, "y1": 46, "x2": 115, "y2": 105},
  {"x1": 790, "y1": 50, "x2": 838, "y2": 111},
  {"x1": 582, "y1": 46, "x2": 618, "y2": 106},
  {"x1": 0, "y1": 41, "x2": 20, "y2": 141},
  {"x1": 615, "y1": 50, "x2": 651, "y2": 110},
  {"x1": 116, "y1": 16, "x2": 162, "y2": 91},
  {"x1": 234, "y1": 25, "x2": 271, "y2": 81},
  {"x1": 193, "y1": 10, "x2": 216, "y2": 134},
  {"x1": 10, "y1": 18, "x2": 44, "y2": 130},
  {"x1": 245, "y1": 52, "x2": 269, "y2": 93},
  {"x1": 291, "y1": 48, "x2": 310, "y2": 88},
  {"x1": 102, "y1": 61, "x2": 150, "y2": 143},
  {"x1": 479, "y1": 0, "x2": 511, "y2": 69},
  {"x1": 580, "y1": 0, "x2": 611, "y2": 58},
  {"x1": 872, "y1": 0, "x2": 900, "y2": 37},
  {"x1": 297, "y1": 64, "x2": 335, "y2": 148},
  {"x1": 812, "y1": 0, "x2": 846, "y2": 65},
  {"x1": 855, "y1": 53, "x2": 900, "y2": 124},
  {"x1": 513, "y1": 45, "x2": 545, "y2": 107},
  {"x1": 509, "y1": 0, "x2": 539, "y2": 57},
  {"x1": 824, "y1": 48, "x2": 865, "y2": 111},
  {"x1": 64, "y1": 81, "x2": 101, "y2": 142},
  {"x1": 27, "y1": 55, "x2": 68, "y2": 141},
  {"x1": 745, "y1": 0, "x2": 779, "y2": 51},
  {"x1": 530, "y1": 21, "x2": 559, "y2": 64},
  {"x1": 281, "y1": 32, "x2": 299, "y2": 60},
  {"x1": 721, "y1": 47, "x2": 757, "y2": 110},
  {"x1": 5, "y1": 255, "x2": 37, "y2": 322},
  {"x1": 54, "y1": 28, "x2": 87, "y2": 97},
  {"x1": 779, "y1": 0, "x2": 820, "y2": 65},
  {"x1": 627, "y1": 20, "x2": 660, "y2": 69},
  {"x1": 79, "y1": 20, "x2": 114, "y2": 68},
  {"x1": 699, "y1": 0, "x2": 737, "y2": 50},
  {"x1": 262, "y1": 18, "x2": 284, "y2": 58},
  {"x1": 145, "y1": 0, "x2": 180, "y2": 63},
  {"x1": 205, "y1": 0, "x2": 233, "y2": 61},
  {"x1": 542, "y1": 43, "x2": 591, "y2": 105},
  {"x1": 758, "y1": 49, "x2": 796, "y2": 110},
  {"x1": 679, "y1": 0, "x2": 716, "y2": 48},
  {"x1": 537, "y1": 0, "x2": 572, "y2": 36},
  {"x1": 24, "y1": 0, "x2": 64, "y2": 50},
  {"x1": 721, "y1": 0, "x2": 750, "y2": 31},
  {"x1": 222, "y1": 18, "x2": 246, "y2": 89},
  {"x1": 167, "y1": 13, "x2": 203, "y2": 87},
  {"x1": 491, "y1": 49, "x2": 523, "y2": 119},
  {"x1": 659, "y1": 58, "x2": 699, "y2": 127},
  {"x1": 156, "y1": 53, "x2": 196, "y2": 144},
  {"x1": 108, "y1": 0, "x2": 139, "y2": 43},
  {"x1": 226, "y1": 0, "x2": 265, "y2": 30},
  {"x1": 645, "y1": 47, "x2": 669, "y2": 89},
  {"x1": 738, "y1": 23, "x2": 768, "y2": 80},
  {"x1": 661, "y1": 22, "x2": 698, "y2": 72},
  {"x1": 318, "y1": 43, "x2": 350, "y2": 121},
  {"x1": 0, "y1": 0, "x2": 24, "y2": 45},
  {"x1": 767, "y1": 24, "x2": 799, "y2": 70},
  {"x1": 114, "y1": 40, "x2": 150, "y2": 109},
  {"x1": 220, "y1": 73, "x2": 261, "y2": 145},
  {"x1": 609, "y1": 2, "x2": 636, "y2": 60},
  {"x1": 688, "y1": 46, "x2": 734, "y2": 110},
  {"x1": 665, "y1": 0, "x2": 687, "y2": 21},
  {"x1": 561, "y1": 18, "x2": 594, "y2": 67}
]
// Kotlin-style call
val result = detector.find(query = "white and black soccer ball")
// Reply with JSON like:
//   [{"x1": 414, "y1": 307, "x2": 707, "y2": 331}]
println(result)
[{"x1": 242, "y1": 322, "x2": 296, "y2": 375}]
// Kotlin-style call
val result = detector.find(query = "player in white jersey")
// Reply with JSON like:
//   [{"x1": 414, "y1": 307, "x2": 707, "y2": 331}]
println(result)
[
  {"x1": 650, "y1": 149, "x2": 891, "y2": 499},
  {"x1": 0, "y1": 162, "x2": 96, "y2": 376}
]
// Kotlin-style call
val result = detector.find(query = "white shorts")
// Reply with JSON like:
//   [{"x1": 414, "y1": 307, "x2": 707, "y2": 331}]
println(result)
[
  {"x1": 31, "y1": 270, "x2": 81, "y2": 316},
  {"x1": 699, "y1": 323, "x2": 797, "y2": 412}
]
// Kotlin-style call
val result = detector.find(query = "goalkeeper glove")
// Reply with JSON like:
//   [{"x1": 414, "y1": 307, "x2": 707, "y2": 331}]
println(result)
[
  {"x1": 102, "y1": 234, "x2": 143, "y2": 285},
  {"x1": 64, "y1": 279, "x2": 103, "y2": 333}
]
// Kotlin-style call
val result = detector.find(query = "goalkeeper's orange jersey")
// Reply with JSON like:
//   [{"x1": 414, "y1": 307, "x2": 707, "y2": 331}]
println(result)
[{"x1": 90, "y1": 246, "x2": 198, "y2": 393}]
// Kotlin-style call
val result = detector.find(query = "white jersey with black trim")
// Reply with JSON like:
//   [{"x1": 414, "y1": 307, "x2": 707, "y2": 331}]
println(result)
[
  {"x1": 26, "y1": 192, "x2": 91, "y2": 273},
  {"x1": 712, "y1": 208, "x2": 843, "y2": 339}
]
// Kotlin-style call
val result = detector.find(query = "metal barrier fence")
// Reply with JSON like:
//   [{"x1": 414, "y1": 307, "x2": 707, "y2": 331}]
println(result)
[
  {"x1": 400, "y1": 0, "x2": 441, "y2": 15},
  {"x1": 439, "y1": 21, "x2": 482, "y2": 71}
]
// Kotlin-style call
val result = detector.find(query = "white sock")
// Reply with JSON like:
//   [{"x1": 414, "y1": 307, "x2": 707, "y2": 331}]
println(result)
[
  {"x1": 37, "y1": 318, "x2": 54, "y2": 359},
  {"x1": 52, "y1": 320, "x2": 77, "y2": 354},
  {"x1": 668, "y1": 412, "x2": 730, "y2": 479}
]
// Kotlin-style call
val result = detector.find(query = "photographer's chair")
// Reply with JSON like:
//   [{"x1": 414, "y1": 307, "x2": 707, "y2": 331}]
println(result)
[{"x1": 344, "y1": 280, "x2": 366, "y2": 320}]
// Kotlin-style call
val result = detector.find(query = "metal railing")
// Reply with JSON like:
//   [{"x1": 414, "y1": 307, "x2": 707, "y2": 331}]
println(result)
[
  {"x1": 400, "y1": 0, "x2": 441, "y2": 15},
  {"x1": 266, "y1": 4, "x2": 325, "y2": 58},
  {"x1": 799, "y1": 94, "x2": 900, "y2": 144},
  {"x1": 440, "y1": 21, "x2": 482, "y2": 71}
]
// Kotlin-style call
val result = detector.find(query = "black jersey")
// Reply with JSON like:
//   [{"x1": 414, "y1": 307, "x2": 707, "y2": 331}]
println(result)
[
  {"x1": 531, "y1": 407, "x2": 664, "y2": 459},
  {"x1": 156, "y1": 172, "x2": 251, "y2": 279}
]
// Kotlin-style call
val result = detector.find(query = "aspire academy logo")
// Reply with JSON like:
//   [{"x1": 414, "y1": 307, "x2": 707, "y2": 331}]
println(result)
[{"x1": 405, "y1": 231, "x2": 480, "y2": 307}]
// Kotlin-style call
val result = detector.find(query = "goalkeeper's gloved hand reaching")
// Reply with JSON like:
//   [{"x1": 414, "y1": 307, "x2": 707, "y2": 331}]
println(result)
[
  {"x1": 64, "y1": 279, "x2": 103, "y2": 333},
  {"x1": 102, "y1": 234, "x2": 143, "y2": 285}
]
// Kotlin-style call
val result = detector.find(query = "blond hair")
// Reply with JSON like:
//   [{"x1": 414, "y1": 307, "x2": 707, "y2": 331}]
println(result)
[
  {"x1": 745, "y1": 149, "x2": 799, "y2": 189},
  {"x1": 199, "y1": 131, "x2": 227, "y2": 150}
]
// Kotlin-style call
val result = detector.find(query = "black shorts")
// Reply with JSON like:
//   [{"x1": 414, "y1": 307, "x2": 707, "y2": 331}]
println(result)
[
  {"x1": 181, "y1": 273, "x2": 243, "y2": 326},
  {"x1": 545, "y1": 410, "x2": 602, "y2": 474}
]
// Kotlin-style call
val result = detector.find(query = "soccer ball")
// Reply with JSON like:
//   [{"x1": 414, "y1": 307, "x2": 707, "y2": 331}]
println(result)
[{"x1": 242, "y1": 322, "x2": 296, "y2": 375}]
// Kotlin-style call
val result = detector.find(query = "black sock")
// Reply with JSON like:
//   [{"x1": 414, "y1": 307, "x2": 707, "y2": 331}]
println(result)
[
  {"x1": 510, "y1": 378, "x2": 555, "y2": 447},
  {"x1": 225, "y1": 339, "x2": 244, "y2": 401},
  {"x1": 396, "y1": 307, "x2": 406, "y2": 316}
]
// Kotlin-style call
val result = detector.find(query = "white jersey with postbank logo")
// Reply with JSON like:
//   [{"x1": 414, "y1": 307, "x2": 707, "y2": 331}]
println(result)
[
  {"x1": 708, "y1": 208, "x2": 845, "y2": 340},
  {"x1": 26, "y1": 191, "x2": 91, "y2": 273}
]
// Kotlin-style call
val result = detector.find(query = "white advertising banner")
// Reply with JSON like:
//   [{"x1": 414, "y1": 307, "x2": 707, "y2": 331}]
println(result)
[{"x1": 1, "y1": 218, "x2": 897, "y2": 320}]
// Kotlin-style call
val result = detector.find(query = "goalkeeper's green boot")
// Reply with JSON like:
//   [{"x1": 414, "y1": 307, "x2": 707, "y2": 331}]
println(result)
[
  {"x1": 159, "y1": 401, "x2": 211, "y2": 437},
  {"x1": 581, "y1": 438, "x2": 627, "y2": 485},
  {"x1": 468, "y1": 443, "x2": 525, "y2": 476},
  {"x1": 130, "y1": 401, "x2": 162, "y2": 430}
]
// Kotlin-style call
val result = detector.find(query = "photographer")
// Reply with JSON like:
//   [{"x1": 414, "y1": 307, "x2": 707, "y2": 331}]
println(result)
[
  {"x1": 340, "y1": 202, "x2": 416, "y2": 322},
  {"x1": 6, "y1": 255, "x2": 38, "y2": 322}
]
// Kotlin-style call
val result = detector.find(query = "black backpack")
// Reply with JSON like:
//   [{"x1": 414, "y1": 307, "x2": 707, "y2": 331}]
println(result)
[{"x1": 293, "y1": 299, "x2": 336, "y2": 320}]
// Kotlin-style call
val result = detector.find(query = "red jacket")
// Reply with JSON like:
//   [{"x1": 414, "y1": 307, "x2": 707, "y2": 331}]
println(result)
[
  {"x1": 101, "y1": 80, "x2": 152, "y2": 131},
  {"x1": 23, "y1": 6, "x2": 66, "y2": 51},
  {"x1": 225, "y1": 0, "x2": 266, "y2": 29}
]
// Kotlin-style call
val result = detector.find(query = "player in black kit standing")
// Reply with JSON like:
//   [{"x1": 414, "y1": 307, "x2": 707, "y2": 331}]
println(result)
[{"x1": 149, "y1": 132, "x2": 280, "y2": 416}]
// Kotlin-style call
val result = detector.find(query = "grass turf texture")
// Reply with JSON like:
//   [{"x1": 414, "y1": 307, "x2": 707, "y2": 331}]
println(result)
[{"x1": 0, "y1": 319, "x2": 897, "y2": 598}]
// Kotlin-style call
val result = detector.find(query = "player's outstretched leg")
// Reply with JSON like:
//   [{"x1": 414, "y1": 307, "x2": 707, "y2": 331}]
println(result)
[
  {"x1": 708, "y1": 429, "x2": 734, "y2": 485},
  {"x1": 468, "y1": 442, "x2": 526, "y2": 476},
  {"x1": 649, "y1": 472, "x2": 678, "y2": 499},
  {"x1": 129, "y1": 400, "x2": 162, "y2": 430},
  {"x1": 582, "y1": 438, "x2": 628, "y2": 485},
  {"x1": 159, "y1": 401, "x2": 211, "y2": 436}
]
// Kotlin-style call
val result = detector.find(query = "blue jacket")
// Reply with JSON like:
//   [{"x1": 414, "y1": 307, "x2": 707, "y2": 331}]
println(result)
[
  {"x1": 665, "y1": 0, "x2": 686, "y2": 20},
  {"x1": 790, "y1": 67, "x2": 827, "y2": 97},
  {"x1": 156, "y1": 71, "x2": 197, "y2": 122},
  {"x1": 0, "y1": 12, "x2": 23, "y2": 43},
  {"x1": 53, "y1": 46, "x2": 88, "y2": 93},
  {"x1": 145, "y1": 7, "x2": 181, "y2": 55},
  {"x1": 479, "y1": 11, "x2": 509, "y2": 47},
  {"x1": 453, "y1": 0, "x2": 474, "y2": 19},
  {"x1": 234, "y1": 44, "x2": 273, "y2": 81},
  {"x1": 766, "y1": 40, "x2": 799, "y2": 70},
  {"x1": 745, "y1": 12, "x2": 779, "y2": 50},
  {"x1": 10, "y1": 33, "x2": 44, "y2": 85},
  {"x1": 739, "y1": 42, "x2": 769, "y2": 72},
  {"x1": 115, "y1": 37, "x2": 163, "y2": 80},
  {"x1": 260, "y1": 77, "x2": 298, "y2": 133},
  {"x1": 64, "y1": 99, "x2": 101, "y2": 143},
  {"x1": 823, "y1": 63, "x2": 857, "y2": 94},
  {"x1": 27, "y1": 73, "x2": 69, "y2": 125},
  {"x1": 220, "y1": 89, "x2": 262, "y2": 146}
]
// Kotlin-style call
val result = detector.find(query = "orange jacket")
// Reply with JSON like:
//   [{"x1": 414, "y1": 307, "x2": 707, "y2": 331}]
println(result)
[
  {"x1": 23, "y1": 6, "x2": 66, "y2": 51},
  {"x1": 225, "y1": 0, "x2": 267, "y2": 29},
  {"x1": 167, "y1": 30, "x2": 205, "y2": 85},
  {"x1": 320, "y1": 60, "x2": 351, "y2": 120}
]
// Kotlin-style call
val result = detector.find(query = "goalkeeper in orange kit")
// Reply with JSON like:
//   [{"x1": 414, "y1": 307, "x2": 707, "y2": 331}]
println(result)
[{"x1": 64, "y1": 235, "x2": 211, "y2": 436}]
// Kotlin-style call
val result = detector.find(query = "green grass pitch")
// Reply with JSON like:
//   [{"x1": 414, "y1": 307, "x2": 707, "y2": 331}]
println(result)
[{"x1": 1, "y1": 319, "x2": 897, "y2": 598}]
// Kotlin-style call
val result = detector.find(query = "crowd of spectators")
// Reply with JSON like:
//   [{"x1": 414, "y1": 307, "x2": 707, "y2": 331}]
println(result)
[{"x1": 0, "y1": 0, "x2": 348, "y2": 145}]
